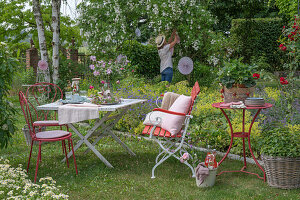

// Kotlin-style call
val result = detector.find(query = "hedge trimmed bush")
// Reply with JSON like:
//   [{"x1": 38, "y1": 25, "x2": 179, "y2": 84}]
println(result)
[
  {"x1": 119, "y1": 40, "x2": 159, "y2": 79},
  {"x1": 230, "y1": 18, "x2": 285, "y2": 71},
  {"x1": 0, "y1": 45, "x2": 18, "y2": 148}
]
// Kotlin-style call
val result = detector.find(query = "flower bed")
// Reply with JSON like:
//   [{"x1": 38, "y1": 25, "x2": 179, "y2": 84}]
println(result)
[{"x1": 0, "y1": 157, "x2": 68, "y2": 200}]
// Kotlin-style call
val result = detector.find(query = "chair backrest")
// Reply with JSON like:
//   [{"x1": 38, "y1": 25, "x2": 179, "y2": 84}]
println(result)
[
  {"x1": 19, "y1": 91, "x2": 36, "y2": 139},
  {"x1": 26, "y1": 82, "x2": 63, "y2": 121},
  {"x1": 187, "y1": 81, "x2": 200, "y2": 115}
]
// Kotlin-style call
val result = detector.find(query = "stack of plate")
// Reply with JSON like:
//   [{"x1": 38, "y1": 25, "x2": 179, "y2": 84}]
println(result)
[{"x1": 245, "y1": 97, "x2": 265, "y2": 107}]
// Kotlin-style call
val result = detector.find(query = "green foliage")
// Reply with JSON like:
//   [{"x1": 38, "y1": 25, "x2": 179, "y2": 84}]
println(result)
[
  {"x1": 230, "y1": 17, "x2": 285, "y2": 71},
  {"x1": 269, "y1": 0, "x2": 299, "y2": 19},
  {"x1": 119, "y1": 40, "x2": 159, "y2": 79},
  {"x1": 0, "y1": 0, "x2": 83, "y2": 56},
  {"x1": 78, "y1": 0, "x2": 216, "y2": 61},
  {"x1": 278, "y1": 15, "x2": 300, "y2": 74},
  {"x1": 57, "y1": 59, "x2": 88, "y2": 94},
  {"x1": 217, "y1": 58, "x2": 258, "y2": 88},
  {"x1": 10, "y1": 67, "x2": 36, "y2": 96},
  {"x1": 191, "y1": 62, "x2": 216, "y2": 87},
  {"x1": 206, "y1": 0, "x2": 278, "y2": 32},
  {"x1": 0, "y1": 44, "x2": 19, "y2": 148},
  {"x1": 259, "y1": 123, "x2": 300, "y2": 157}
]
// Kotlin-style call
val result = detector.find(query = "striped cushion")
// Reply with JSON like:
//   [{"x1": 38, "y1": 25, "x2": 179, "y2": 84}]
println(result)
[
  {"x1": 142, "y1": 125, "x2": 182, "y2": 138},
  {"x1": 33, "y1": 120, "x2": 60, "y2": 126},
  {"x1": 36, "y1": 130, "x2": 70, "y2": 139}
]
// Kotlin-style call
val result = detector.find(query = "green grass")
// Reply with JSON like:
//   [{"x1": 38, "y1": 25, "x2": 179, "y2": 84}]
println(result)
[{"x1": 1, "y1": 97, "x2": 299, "y2": 200}]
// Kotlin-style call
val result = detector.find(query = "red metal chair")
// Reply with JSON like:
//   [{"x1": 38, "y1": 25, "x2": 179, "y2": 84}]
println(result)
[
  {"x1": 142, "y1": 82, "x2": 200, "y2": 178},
  {"x1": 19, "y1": 91, "x2": 78, "y2": 183},
  {"x1": 26, "y1": 82, "x2": 69, "y2": 152}
]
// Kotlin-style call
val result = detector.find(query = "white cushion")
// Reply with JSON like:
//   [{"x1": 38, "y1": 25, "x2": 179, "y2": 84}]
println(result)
[
  {"x1": 143, "y1": 95, "x2": 192, "y2": 136},
  {"x1": 143, "y1": 111, "x2": 166, "y2": 126},
  {"x1": 161, "y1": 95, "x2": 192, "y2": 135}
]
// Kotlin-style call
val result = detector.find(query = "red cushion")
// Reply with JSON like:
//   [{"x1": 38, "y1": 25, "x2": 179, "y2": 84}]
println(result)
[
  {"x1": 36, "y1": 130, "x2": 70, "y2": 139},
  {"x1": 142, "y1": 125, "x2": 182, "y2": 138},
  {"x1": 33, "y1": 120, "x2": 60, "y2": 126}
]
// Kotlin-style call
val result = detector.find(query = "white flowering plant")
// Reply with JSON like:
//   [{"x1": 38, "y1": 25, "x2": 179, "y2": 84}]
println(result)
[
  {"x1": 78, "y1": 0, "x2": 217, "y2": 59},
  {"x1": 0, "y1": 157, "x2": 69, "y2": 200}
]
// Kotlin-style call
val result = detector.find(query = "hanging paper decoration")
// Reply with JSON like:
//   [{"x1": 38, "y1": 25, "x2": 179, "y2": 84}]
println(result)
[
  {"x1": 178, "y1": 57, "x2": 193, "y2": 75},
  {"x1": 38, "y1": 60, "x2": 48, "y2": 71}
]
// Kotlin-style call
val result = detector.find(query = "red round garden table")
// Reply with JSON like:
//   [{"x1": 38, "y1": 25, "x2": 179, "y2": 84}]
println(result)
[{"x1": 212, "y1": 102, "x2": 273, "y2": 181}]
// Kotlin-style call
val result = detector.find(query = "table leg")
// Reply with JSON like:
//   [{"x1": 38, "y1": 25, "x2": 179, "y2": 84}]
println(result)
[
  {"x1": 218, "y1": 108, "x2": 234, "y2": 166},
  {"x1": 108, "y1": 131, "x2": 136, "y2": 156},
  {"x1": 84, "y1": 107, "x2": 136, "y2": 156},
  {"x1": 62, "y1": 113, "x2": 113, "y2": 166},
  {"x1": 242, "y1": 109, "x2": 247, "y2": 169},
  {"x1": 247, "y1": 109, "x2": 266, "y2": 181}
]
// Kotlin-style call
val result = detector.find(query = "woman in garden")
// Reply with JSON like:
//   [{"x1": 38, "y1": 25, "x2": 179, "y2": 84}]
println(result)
[{"x1": 155, "y1": 29, "x2": 179, "y2": 85}]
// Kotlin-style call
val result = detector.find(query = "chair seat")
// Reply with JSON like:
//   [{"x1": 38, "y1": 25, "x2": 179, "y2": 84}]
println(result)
[
  {"x1": 33, "y1": 120, "x2": 60, "y2": 126},
  {"x1": 36, "y1": 130, "x2": 70, "y2": 139},
  {"x1": 142, "y1": 125, "x2": 182, "y2": 138}
]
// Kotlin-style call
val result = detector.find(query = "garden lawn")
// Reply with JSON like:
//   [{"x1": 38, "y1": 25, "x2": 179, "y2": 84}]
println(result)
[{"x1": 1, "y1": 97, "x2": 299, "y2": 200}]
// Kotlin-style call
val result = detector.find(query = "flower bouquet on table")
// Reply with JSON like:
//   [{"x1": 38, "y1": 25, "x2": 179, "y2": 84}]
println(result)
[
  {"x1": 217, "y1": 58, "x2": 260, "y2": 103},
  {"x1": 88, "y1": 83, "x2": 120, "y2": 105}
]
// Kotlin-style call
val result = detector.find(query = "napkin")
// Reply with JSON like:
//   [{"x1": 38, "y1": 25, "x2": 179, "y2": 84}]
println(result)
[{"x1": 58, "y1": 103, "x2": 100, "y2": 125}]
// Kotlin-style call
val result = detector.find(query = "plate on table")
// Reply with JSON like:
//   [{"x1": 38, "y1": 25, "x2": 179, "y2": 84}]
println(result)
[
  {"x1": 100, "y1": 102, "x2": 120, "y2": 105},
  {"x1": 61, "y1": 100, "x2": 84, "y2": 104}
]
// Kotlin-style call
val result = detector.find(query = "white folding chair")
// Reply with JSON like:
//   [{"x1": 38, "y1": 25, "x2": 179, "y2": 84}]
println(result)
[{"x1": 142, "y1": 82, "x2": 200, "y2": 178}]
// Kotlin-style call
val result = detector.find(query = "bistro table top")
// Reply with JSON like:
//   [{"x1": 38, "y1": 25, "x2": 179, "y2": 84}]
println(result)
[
  {"x1": 37, "y1": 98, "x2": 147, "y2": 112},
  {"x1": 212, "y1": 102, "x2": 273, "y2": 110}
]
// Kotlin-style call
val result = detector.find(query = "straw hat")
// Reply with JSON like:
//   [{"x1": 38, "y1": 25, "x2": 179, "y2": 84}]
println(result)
[{"x1": 155, "y1": 35, "x2": 165, "y2": 48}]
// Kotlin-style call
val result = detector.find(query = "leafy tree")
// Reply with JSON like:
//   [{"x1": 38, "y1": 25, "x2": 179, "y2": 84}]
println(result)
[
  {"x1": 0, "y1": 0, "x2": 83, "y2": 63},
  {"x1": 269, "y1": 0, "x2": 299, "y2": 19},
  {"x1": 78, "y1": 0, "x2": 216, "y2": 62},
  {"x1": 0, "y1": 43, "x2": 18, "y2": 148}
]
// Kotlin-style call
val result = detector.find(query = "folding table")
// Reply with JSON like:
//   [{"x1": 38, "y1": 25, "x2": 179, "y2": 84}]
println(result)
[{"x1": 37, "y1": 99, "x2": 146, "y2": 168}]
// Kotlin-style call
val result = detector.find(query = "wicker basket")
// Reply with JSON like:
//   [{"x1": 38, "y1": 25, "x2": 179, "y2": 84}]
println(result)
[
  {"x1": 262, "y1": 155, "x2": 300, "y2": 189},
  {"x1": 223, "y1": 86, "x2": 255, "y2": 103}
]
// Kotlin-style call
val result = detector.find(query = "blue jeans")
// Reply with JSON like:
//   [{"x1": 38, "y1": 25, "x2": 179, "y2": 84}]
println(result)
[{"x1": 161, "y1": 67, "x2": 173, "y2": 83}]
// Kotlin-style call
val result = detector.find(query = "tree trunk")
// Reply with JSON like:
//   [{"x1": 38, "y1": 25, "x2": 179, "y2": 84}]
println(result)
[
  {"x1": 52, "y1": 0, "x2": 61, "y2": 84},
  {"x1": 33, "y1": 0, "x2": 50, "y2": 82}
]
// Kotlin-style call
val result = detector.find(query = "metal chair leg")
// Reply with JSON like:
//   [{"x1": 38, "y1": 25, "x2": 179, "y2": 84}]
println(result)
[
  {"x1": 62, "y1": 140, "x2": 69, "y2": 168},
  {"x1": 151, "y1": 153, "x2": 172, "y2": 179},
  {"x1": 34, "y1": 141, "x2": 42, "y2": 183},
  {"x1": 27, "y1": 140, "x2": 34, "y2": 173},
  {"x1": 70, "y1": 138, "x2": 78, "y2": 174}
]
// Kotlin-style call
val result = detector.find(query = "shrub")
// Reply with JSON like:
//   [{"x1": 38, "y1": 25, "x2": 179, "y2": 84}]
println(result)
[
  {"x1": 259, "y1": 123, "x2": 300, "y2": 157},
  {"x1": 10, "y1": 67, "x2": 36, "y2": 96},
  {"x1": 57, "y1": 58, "x2": 88, "y2": 93},
  {"x1": 0, "y1": 44, "x2": 18, "y2": 148},
  {"x1": 0, "y1": 158, "x2": 69, "y2": 199},
  {"x1": 119, "y1": 40, "x2": 160, "y2": 79},
  {"x1": 230, "y1": 18, "x2": 285, "y2": 71}
]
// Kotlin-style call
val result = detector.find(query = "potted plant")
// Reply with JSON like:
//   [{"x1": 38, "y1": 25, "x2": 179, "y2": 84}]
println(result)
[
  {"x1": 217, "y1": 58, "x2": 260, "y2": 103},
  {"x1": 260, "y1": 123, "x2": 300, "y2": 189}
]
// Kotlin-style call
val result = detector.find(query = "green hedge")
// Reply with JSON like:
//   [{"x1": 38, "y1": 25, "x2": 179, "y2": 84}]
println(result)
[
  {"x1": 230, "y1": 18, "x2": 285, "y2": 71},
  {"x1": 0, "y1": 46, "x2": 18, "y2": 148},
  {"x1": 119, "y1": 40, "x2": 159, "y2": 79}
]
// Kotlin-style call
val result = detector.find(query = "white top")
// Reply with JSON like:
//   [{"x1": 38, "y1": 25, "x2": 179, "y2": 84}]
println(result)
[
  {"x1": 37, "y1": 99, "x2": 146, "y2": 112},
  {"x1": 158, "y1": 44, "x2": 173, "y2": 73}
]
